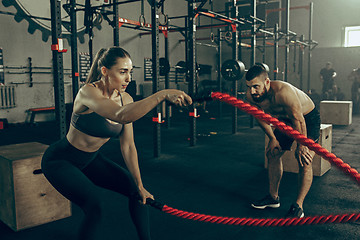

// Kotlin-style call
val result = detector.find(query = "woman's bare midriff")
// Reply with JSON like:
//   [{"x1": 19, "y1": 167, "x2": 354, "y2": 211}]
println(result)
[{"x1": 66, "y1": 125, "x2": 110, "y2": 152}]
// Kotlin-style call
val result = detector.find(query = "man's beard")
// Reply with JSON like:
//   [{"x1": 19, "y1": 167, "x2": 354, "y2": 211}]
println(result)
[{"x1": 251, "y1": 87, "x2": 268, "y2": 103}]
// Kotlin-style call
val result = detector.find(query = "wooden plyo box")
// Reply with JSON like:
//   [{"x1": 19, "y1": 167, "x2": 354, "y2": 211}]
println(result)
[
  {"x1": 0, "y1": 142, "x2": 71, "y2": 231},
  {"x1": 320, "y1": 101, "x2": 352, "y2": 125},
  {"x1": 265, "y1": 124, "x2": 332, "y2": 176}
]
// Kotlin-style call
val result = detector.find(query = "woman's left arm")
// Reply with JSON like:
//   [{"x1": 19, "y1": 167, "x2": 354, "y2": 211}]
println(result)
[{"x1": 119, "y1": 94, "x2": 154, "y2": 204}]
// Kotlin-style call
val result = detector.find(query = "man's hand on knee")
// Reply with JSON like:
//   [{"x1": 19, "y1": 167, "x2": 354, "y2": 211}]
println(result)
[{"x1": 296, "y1": 145, "x2": 313, "y2": 167}]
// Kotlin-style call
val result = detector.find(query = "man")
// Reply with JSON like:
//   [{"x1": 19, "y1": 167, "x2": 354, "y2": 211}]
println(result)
[
  {"x1": 245, "y1": 65, "x2": 321, "y2": 218},
  {"x1": 319, "y1": 62, "x2": 336, "y2": 99}
]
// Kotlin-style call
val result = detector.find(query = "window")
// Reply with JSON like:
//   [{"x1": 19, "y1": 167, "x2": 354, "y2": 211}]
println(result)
[{"x1": 344, "y1": 26, "x2": 360, "y2": 47}]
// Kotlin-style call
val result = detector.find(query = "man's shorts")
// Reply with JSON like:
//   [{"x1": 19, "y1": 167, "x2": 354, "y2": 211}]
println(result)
[{"x1": 273, "y1": 108, "x2": 321, "y2": 151}]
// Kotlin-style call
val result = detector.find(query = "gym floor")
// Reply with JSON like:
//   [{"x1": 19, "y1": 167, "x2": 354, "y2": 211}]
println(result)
[{"x1": 0, "y1": 102, "x2": 359, "y2": 240}]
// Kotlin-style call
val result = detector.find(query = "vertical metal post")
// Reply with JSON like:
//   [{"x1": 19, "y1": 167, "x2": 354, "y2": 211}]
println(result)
[
  {"x1": 307, "y1": 2, "x2": 313, "y2": 92},
  {"x1": 262, "y1": 33, "x2": 266, "y2": 64},
  {"x1": 185, "y1": 18, "x2": 188, "y2": 72},
  {"x1": 113, "y1": 0, "x2": 120, "y2": 46},
  {"x1": 217, "y1": 29, "x2": 222, "y2": 118},
  {"x1": 238, "y1": 28, "x2": 244, "y2": 94},
  {"x1": 85, "y1": 0, "x2": 94, "y2": 63},
  {"x1": 150, "y1": 1, "x2": 161, "y2": 157},
  {"x1": 299, "y1": 35, "x2": 304, "y2": 90},
  {"x1": 274, "y1": 23, "x2": 279, "y2": 80},
  {"x1": 70, "y1": 0, "x2": 79, "y2": 100},
  {"x1": 28, "y1": 57, "x2": 33, "y2": 87},
  {"x1": 164, "y1": 30, "x2": 171, "y2": 128},
  {"x1": 284, "y1": 0, "x2": 290, "y2": 82},
  {"x1": 89, "y1": 31, "x2": 93, "y2": 64},
  {"x1": 231, "y1": 0, "x2": 238, "y2": 134},
  {"x1": 250, "y1": 0, "x2": 256, "y2": 128},
  {"x1": 187, "y1": 0, "x2": 197, "y2": 146},
  {"x1": 238, "y1": 28, "x2": 242, "y2": 61},
  {"x1": 293, "y1": 42, "x2": 297, "y2": 73},
  {"x1": 50, "y1": 0, "x2": 66, "y2": 139},
  {"x1": 225, "y1": 2, "x2": 231, "y2": 32},
  {"x1": 250, "y1": 0, "x2": 256, "y2": 67}
]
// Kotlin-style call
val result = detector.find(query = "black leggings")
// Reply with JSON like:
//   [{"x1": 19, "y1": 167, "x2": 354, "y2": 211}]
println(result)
[{"x1": 41, "y1": 138, "x2": 151, "y2": 240}]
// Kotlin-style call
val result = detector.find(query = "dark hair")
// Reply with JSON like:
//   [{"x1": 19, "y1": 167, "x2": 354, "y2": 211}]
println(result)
[
  {"x1": 245, "y1": 65, "x2": 268, "y2": 81},
  {"x1": 86, "y1": 47, "x2": 131, "y2": 83}
]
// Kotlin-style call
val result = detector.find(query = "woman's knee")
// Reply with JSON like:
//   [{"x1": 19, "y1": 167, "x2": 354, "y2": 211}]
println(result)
[{"x1": 82, "y1": 196, "x2": 105, "y2": 217}]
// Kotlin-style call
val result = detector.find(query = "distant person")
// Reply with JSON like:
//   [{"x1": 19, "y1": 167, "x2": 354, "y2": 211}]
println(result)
[
  {"x1": 319, "y1": 62, "x2": 336, "y2": 99},
  {"x1": 348, "y1": 68, "x2": 360, "y2": 114}
]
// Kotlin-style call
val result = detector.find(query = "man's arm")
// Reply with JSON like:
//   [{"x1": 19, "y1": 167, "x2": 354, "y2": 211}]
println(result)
[
  {"x1": 332, "y1": 69, "x2": 337, "y2": 78},
  {"x1": 257, "y1": 119, "x2": 276, "y2": 140},
  {"x1": 245, "y1": 91, "x2": 281, "y2": 155},
  {"x1": 276, "y1": 87, "x2": 306, "y2": 136},
  {"x1": 245, "y1": 90, "x2": 278, "y2": 139},
  {"x1": 276, "y1": 88, "x2": 312, "y2": 165}
]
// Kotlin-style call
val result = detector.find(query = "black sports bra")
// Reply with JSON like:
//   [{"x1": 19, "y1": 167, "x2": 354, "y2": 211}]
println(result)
[{"x1": 70, "y1": 85, "x2": 124, "y2": 138}]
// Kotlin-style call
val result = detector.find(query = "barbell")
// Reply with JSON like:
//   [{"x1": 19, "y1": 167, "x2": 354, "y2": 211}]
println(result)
[
  {"x1": 158, "y1": 59, "x2": 201, "y2": 76},
  {"x1": 174, "y1": 61, "x2": 187, "y2": 73},
  {"x1": 174, "y1": 61, "x2": 200, "y2": 74},
  {"x1": 220, "y1": 59, "x2": 270, "y2": 81}
]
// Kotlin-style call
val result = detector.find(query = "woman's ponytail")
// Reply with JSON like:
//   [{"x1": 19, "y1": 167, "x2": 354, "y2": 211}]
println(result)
[{"x1": 85, "y1": 48, "x2": 107, "y2": 83}]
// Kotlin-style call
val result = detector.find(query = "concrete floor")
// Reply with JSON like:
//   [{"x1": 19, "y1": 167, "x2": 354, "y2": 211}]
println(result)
[{"x1": 0, "y1": 103, "x2": 359, "y2": 240}]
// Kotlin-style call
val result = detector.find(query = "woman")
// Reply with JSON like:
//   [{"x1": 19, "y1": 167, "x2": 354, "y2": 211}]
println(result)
[{"x1": 41, "y1": 47, "x2": 192, "y2": 240}]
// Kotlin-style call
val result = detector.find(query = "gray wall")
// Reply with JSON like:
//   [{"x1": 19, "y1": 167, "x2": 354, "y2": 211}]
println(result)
[
  {"x1": 286, "y1": 0, "x2": 360, "y2": 97},
  {"x1": 234, "y1": 0, "x2": 360, "y2": 97},
  {"x1": 0, "y1": 0, "x2": 359, "y2": 123}
]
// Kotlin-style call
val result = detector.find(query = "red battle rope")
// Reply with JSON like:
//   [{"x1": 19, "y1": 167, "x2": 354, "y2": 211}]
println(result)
[
  {"x1": 146, "y1": 92, "x2": 360, "y2": 226},
  {"x1": 147, "y1": 200, "x2": 360, "y2": 227}
]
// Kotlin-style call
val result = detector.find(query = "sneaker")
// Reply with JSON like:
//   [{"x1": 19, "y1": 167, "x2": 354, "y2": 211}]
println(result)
[
  {"x1": 251, "y1": 195, "x2": 280, "y2": 209},
  {"x1": 285, "y1": 203, "x2": 305, "y2": 218}
]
